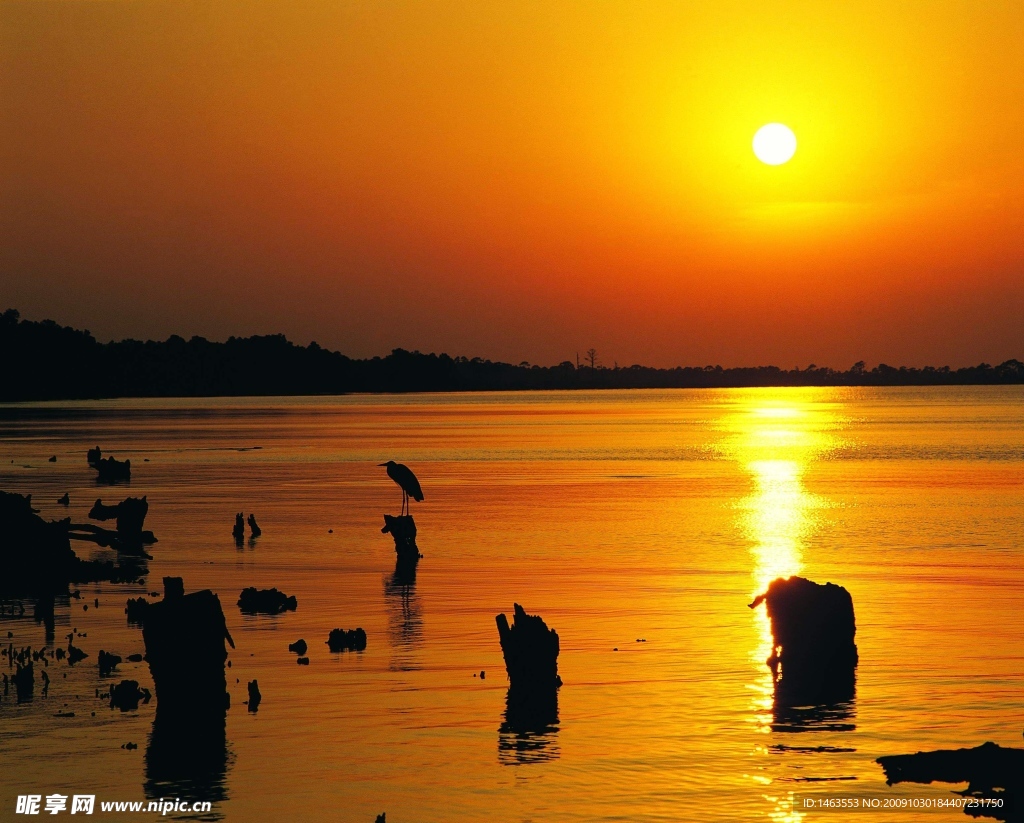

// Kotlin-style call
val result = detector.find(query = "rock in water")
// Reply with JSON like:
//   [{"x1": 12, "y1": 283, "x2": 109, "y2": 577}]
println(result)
[
  {"x1": 749, "y1": 576, "x2": 858, "y2": 706},
  {"x1": 237, "y1": 587, "x2": 297, "y2": 615},
  {"x1": 288, "y1": 639, "x2": 307, "y2": 656},
  {"x1": 326, "y1": 628, "x2": 367, "y2": 652},
  {"x1": 109, "y1": 679, "x2": 151, "y2": 711}
]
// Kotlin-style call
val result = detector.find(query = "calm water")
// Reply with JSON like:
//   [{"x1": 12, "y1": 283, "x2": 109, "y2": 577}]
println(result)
[{"x1": 0, "y1": 388, "x2": 1021, "y2": 822}]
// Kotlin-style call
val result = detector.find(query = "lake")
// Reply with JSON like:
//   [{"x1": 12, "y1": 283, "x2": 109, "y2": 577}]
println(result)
[{"x1": 1, "y1": 387, "x2": 1022, "y2": 822}]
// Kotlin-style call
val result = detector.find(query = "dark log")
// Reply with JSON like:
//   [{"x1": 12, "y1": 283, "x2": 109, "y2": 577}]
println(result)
[
  {"x1": 878, "y1": 742, "x2": 1023, "y2": 822},
  {"x1": 749, "y1": 576, "x2": 858, "y2": 706}
]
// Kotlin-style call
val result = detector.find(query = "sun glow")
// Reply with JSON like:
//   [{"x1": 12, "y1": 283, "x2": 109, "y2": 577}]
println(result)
[{"x1": 753, "y1": 124, "x2": 797, "y2": 166}]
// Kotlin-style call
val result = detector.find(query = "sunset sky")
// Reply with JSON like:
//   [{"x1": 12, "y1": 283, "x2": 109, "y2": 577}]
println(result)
[{"x1": 2, "y1": 1, "x2": 1022, "y2": 368}]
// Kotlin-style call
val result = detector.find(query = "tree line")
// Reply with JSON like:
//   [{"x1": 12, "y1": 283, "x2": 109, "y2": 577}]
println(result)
[{"x1": 2, "y1": 309, "x2": 1022, "y2": 401}]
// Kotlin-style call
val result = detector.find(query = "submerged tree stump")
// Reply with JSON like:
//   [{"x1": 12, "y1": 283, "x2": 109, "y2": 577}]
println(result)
[
  {"x1": 94, "y1": 456, "x2": 131, "y2": 484},
  {"x1": 496, "y1": 604, "x2": 562, "y2": 694},
  {"x1": 749, "y1": 576, "x2": 858, "y2": 706},
  {"x1": 381, "y1": 514, "x2": 421, "y2": 568},
  {"x1": 142, "y1": 577, "x2": 234, "y2": 717}
]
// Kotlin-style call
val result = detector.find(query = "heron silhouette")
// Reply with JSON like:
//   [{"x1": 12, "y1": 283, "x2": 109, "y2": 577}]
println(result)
[{"x1": 378, "y1": 461, "x2": 424, "y2": 515}]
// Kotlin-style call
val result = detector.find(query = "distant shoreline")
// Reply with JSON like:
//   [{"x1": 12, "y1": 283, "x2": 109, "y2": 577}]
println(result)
[{"x1": 3, "y1": 308, "x2": 1023, "y2": 402}]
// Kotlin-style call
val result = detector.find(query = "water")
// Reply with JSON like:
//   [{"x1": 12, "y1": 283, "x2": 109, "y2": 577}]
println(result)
[{"x1": 0, "y1": 387, "x2": 1021, "y2": 822}]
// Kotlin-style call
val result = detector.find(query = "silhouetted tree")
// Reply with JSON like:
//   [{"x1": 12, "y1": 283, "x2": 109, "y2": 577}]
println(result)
[{"x1": 0, "y1": 308, "x2": 1022, "y2": 400}]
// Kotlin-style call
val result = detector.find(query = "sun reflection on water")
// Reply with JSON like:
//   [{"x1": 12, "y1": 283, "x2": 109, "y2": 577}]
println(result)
[{"x1": 720, "y1": 391, "x2": 845, "y2": 820}]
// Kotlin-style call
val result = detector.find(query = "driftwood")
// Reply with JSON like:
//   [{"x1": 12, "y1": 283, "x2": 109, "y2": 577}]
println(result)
[
  {"x1": 878, "y1": 742, "x2": 1024, "y2": 822},
  {"x1": 62, "y1": 496, "x2": 158, "y2": 555},
  {"x1": 749, "y1": 576, "x2": 858, "y2": 706},
  {"x1": 88, "y1": 497, "x2": 154, "y2": 543},
  {"x1": 237, "y1": 587, "x2": 297, "y2": 615},
  {"x1": 0, "y1": 491, "x2": 144, "y2": 597}
]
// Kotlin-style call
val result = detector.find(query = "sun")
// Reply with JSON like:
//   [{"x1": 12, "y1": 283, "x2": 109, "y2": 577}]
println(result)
[{"x1": 753, "y1": 123, "x2": 797, "y2": 166}]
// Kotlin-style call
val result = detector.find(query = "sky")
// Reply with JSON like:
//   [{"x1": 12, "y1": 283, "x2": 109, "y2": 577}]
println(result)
[{"x1": 1, "y1": 0, "x2": 1022, "y2": 368}]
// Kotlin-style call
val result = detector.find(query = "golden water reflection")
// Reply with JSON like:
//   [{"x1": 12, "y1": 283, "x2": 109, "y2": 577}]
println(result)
[{"x1": 721, "y1": 391, "x2": 846, "y2": 821}]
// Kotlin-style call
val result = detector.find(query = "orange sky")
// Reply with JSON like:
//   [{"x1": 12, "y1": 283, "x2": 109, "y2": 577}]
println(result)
[{"x1": 2, "y1": 1, "x2": 1022, "y2": 368}]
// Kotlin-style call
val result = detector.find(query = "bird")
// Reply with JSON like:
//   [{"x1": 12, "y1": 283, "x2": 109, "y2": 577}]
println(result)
[{"x1": 378, "y1": 461, "x2": 423, "y2": 516}]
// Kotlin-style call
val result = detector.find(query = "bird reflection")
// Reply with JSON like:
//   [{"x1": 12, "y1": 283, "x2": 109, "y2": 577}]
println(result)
[
  {"x1": 498, "y1": 687, "x2": 560, "y2": 766},
  {"x1": 384, "y1": 560, "x2": 423, "y2": 671},
  {"x1": 144, "y1": 706, "x2": 230, "y2": 819}
]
